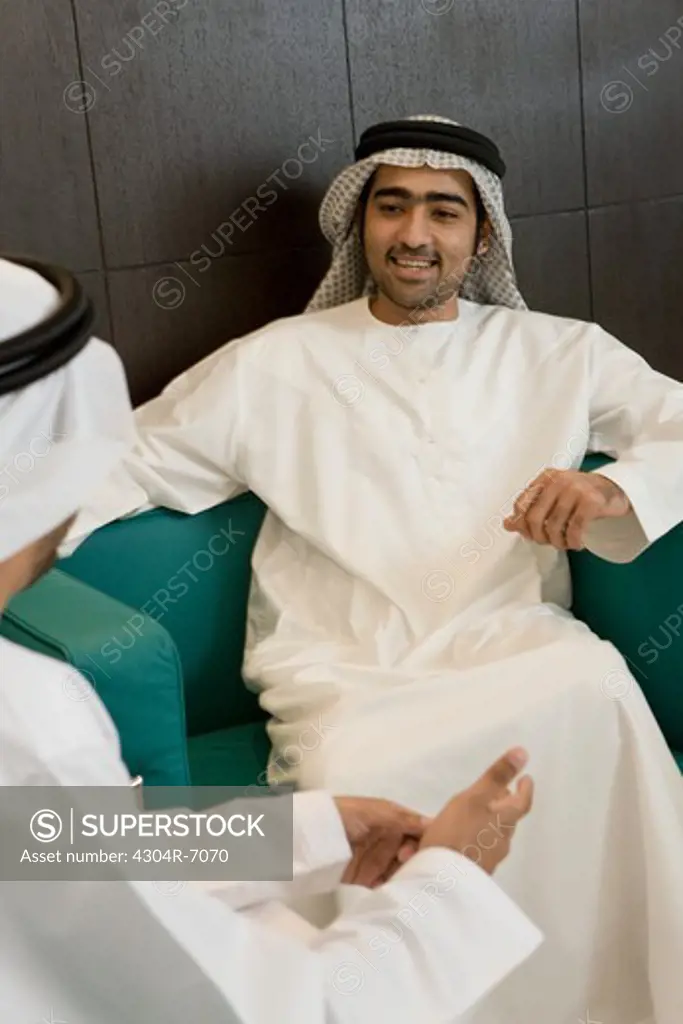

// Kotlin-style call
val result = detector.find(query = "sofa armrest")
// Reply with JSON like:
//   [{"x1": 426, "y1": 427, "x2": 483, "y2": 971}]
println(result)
[
  {"x1": 570, "y1": 452, "x2": 683, "y2": 753},
  {"x1": 1, "y1": 569, "x2": 191, "y2": 786},
  {"x1": 58, "y1": 492, "x2": 268, "y2": 737}
]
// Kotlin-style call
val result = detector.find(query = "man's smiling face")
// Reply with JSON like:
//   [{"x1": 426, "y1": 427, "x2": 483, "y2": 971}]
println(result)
[{"x1": 361, "y1": 164, "x2": 486, "y2": 321}]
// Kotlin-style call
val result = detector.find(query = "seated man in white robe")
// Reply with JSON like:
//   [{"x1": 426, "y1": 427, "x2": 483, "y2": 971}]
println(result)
[
  {"x1": 68, "y1": 115, "x2": 683, "y2": 1024},
  {"x1": 0, "y1": 255, "x2": 543, "y2": 1023}
]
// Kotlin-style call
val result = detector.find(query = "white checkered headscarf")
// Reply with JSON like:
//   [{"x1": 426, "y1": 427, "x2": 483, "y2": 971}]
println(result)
[{"x1": 306, "y1": 114, "x2": 526, "y2": 313}]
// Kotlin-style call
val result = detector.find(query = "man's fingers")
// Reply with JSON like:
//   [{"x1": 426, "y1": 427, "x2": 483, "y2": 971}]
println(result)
[
  {"x1": 477, "y1": 747, "x2": 529, "y2": 793},
  {"x1": 505, "y1": 470, "x2": 629, "y2": 549},
  {"x1": 516, "y1": 476, "x2": 547, "y2": 518},
  {"x1": 543, "y1": 493, "x2": 580, "y2": 550},
  {"x1": 341, "y1": 828, "x2": 385, "y2": 886},
  {"x1": 341, "y1": 833, "x2": 372, "y2": 885},
  {"x1": 397, "y1": 837, "x2": 420, "y2": 863},
  {"x1": 564, "y1": 494, "x2": 605, "y2": 549},
  {"x1": 367, "y1": 804, "x2": 431, "y2": 843},
  {"x1": 516, "y1": 775, "x2": 534, "y2": 814},
  {"x1": 349, "y1": 832, "x2": 403, "y2": 888},
  {"x1": 505, "y1": 481, "x2": 545, "y2": 537},
  {"x1": 488, "y1": 775, "x2": 535, "y2": 824},
  {"x1": 505, "y1": 471, "x2": 559, "y2": 541},
  {"x1": 339, "y1": 797, "x2": 430, "y2": 842},
  {"x1": 524, "y1": 480, "x2": 563, "y2": 544},
  {"x1": 340, "y1": 803, "x2": 430, "y2": 887},
  {"x1": 564, "y1": 502, "x2": 589, "y2": 550},
  {"x1": 508, "y1": 775, "x2": 534, "y2": 817},
  {"x1": 389, "y1": 807, "x2": 431, "y2": 839},
  {"x1": 369, "y1": 801, "x2": 430, "y2": 838},
  {"x1": 505, "y1": 470, "x2": 590, "y2": 548}
]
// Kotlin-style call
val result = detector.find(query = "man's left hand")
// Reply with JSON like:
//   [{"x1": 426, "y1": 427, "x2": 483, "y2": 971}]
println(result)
[
  {"x1": 334, "y1": 796, "x2": 431, "y2": 888},
  {"x1": 503, "y1": 469, "x2": 631, "y2": 551}
]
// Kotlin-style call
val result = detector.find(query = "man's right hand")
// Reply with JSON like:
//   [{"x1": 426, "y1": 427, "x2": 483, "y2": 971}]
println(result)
[{"x1": 420, "y1": 747, "x2": 534, "y2": 874}]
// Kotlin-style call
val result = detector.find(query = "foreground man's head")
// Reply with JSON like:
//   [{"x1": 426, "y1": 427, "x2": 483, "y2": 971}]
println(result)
[{"x1": 0, "y1": 258, "x2": 133, "y2": 612}]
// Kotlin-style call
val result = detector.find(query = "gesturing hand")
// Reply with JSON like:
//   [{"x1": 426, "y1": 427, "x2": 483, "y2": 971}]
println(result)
[
  {"x1": 333, "y1": 796, "x2": 431, "y2": 888},
  {"x1": 420, "y1": 748, "x2": 534, "y2": 875},
  {"x1": 503, "y1": 469, "x2": 631, "y2": 551}
]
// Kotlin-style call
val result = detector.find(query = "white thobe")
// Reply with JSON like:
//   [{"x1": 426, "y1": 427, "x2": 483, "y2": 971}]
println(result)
[
  {"x1": 0, "y1": 636, "x2": 542, "y2": 1023},
  {"x1": 68, "y1": 297, "x2": 683, "y2": 1023}
]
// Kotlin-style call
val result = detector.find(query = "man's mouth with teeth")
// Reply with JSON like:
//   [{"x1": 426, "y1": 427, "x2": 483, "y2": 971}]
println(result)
[
  {"x1": 389, "y1": 255, "x2": 438, "y2": 268},
  {"x1": 388, "y1": 254, "x2": 439, "y2": 281}
]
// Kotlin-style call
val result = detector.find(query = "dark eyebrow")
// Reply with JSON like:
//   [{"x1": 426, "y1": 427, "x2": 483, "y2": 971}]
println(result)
[{"x1": 372, "y1": 186, "x2": 470, "y2": 209}]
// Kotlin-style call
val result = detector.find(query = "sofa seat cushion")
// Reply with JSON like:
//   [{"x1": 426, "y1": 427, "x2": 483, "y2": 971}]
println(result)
[{"x1": 188, "y1": 722, "x2": 271, "y2": 787}]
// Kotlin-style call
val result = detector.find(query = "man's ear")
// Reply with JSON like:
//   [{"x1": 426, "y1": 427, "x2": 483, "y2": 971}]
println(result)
[{"x1": 476, "y1": 218, "x2": 492, "y2": 255}]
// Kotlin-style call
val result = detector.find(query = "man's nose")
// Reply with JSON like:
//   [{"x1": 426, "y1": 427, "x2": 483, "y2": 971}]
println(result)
[{"x1": 394, "y1": 208, "x2": 432, "y2": 251}]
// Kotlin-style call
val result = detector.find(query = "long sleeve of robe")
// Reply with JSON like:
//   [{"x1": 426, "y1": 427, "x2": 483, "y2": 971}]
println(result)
[
  {"x1": 582, "y1": 323, "x2": 683, "y2": 563},
  {"x1": 0, "y1": 638, "x2": 543, "y2": 1024},
  {"x1": 63, "y1": 334, "x2": 253, "y2": 552}
]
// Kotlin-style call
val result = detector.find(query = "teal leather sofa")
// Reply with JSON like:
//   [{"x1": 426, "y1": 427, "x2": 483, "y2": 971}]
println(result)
[{"x1": 3, "y1": 456, "x2": 683, "y2": 785}]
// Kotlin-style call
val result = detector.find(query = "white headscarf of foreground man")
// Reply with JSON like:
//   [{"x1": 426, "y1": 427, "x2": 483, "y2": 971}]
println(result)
[
  {"x1": 65, "y1": 114, "x2": 683, "y2": 1024},
  {"x1": 0, "y1": 259, "x2": 544, "y2": 1021}
]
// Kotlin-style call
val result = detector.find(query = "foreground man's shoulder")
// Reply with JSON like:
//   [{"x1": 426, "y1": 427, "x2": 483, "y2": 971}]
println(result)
[
  {"x1": 0, "y1": 638, "x2": 120, "y2": 764},
  {"x1": 1, "y1": 634, "x2": 69, "y2": 681},
  {"x1": 1, "y1": 637, "x2": 96, "y2": 718}
]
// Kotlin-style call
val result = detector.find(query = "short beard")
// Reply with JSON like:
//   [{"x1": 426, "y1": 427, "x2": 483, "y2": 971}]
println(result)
[{"x1": 374, "y1": 272, "x2": 461, "y2": 320}]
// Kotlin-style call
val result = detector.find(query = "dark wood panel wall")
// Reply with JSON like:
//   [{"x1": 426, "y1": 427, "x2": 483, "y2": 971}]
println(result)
[{"x1": 1, "y1": 1, "x2": 681, "y2": 403}]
